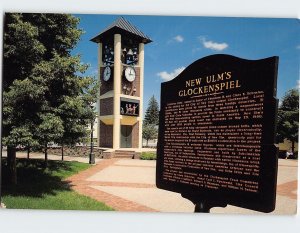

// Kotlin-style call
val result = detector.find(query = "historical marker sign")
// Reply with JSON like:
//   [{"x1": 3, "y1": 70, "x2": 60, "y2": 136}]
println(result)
[{"x1": 156, "y1": 54, "x2": 279, "y2": 213}]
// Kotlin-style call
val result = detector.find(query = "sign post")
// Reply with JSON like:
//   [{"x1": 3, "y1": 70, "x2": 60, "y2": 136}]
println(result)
[{"x1": 156, "y1": 55, "x2": 279, "y2": 213}]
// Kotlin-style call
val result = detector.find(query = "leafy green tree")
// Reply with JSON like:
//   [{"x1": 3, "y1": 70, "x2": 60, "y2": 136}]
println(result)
[
  {"x1": 3, "y1": 13, "x2": 81, "y2": 89},
  {"x1": 3, "y1": 14, "x2": 45, "y2": 89},
  {"x1": 142, "y1": 124, "x2": 158, "y2": 147},
  {"x1": 2, "y1": 13, "x2": 96, "y2": 183},
  {"x1": 144, "y1": 95, "x2": 159, "y2": 125},
  {"x1": 277, "y1": 89, "x2": 299, "y2": 152},
  {"x1": 58, "y1": 76, "x2": 99, "y2": 160},
  {"x1": 2, "y1": 78, "x2": 43, "y2": 183},
  {"x1": 29, "y1": 52, "x2": 98, "y2": 161},
  {"x1": 36, "y1": 114, "x2": 64, "y2": 165},
  {"x1": 2, "y1": 126, "x2": 37, "y2": 184}
]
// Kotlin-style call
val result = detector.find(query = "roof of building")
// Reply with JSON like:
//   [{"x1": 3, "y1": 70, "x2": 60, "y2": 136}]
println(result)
[{"x1": 90, "y1": 17, "x2": 152, "y2": 44}]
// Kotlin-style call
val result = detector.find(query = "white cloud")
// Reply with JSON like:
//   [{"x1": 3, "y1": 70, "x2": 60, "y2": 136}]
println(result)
[
  {"x1": 192, "y1": 47, "x2": 201, "y2": 53},
  {"x1": 157, "y1": 67, "x2": 185, "y2": 81},
  {"x1": 174, "y1": 35, "x2": 184, "y2": 42},
  {"x1": 167, "y1": 35, "x2": 184, "y2": 44},
  {"x1": 297, "y1": 45, "x2": 300, "y2": 49},
  {"x1": 297, "y1": 80, "x2": 300, "y2": 89},
  {"x1": 199, "y1": 37, "x2": 228, "y2": 51}
]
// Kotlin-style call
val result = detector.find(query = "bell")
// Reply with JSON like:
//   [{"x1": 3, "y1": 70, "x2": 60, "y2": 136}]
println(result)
[{"x1": 127, "y1": 49, "x2": 134, "y2": 56}]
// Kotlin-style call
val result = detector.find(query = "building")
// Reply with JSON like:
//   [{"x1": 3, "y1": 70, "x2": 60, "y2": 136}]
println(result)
[{"x1": 91, "y1": 17, "x2": 152, "y2": 158}]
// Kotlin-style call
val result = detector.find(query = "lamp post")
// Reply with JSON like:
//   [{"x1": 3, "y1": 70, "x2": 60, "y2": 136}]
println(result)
[
  {"x1": 0, "y1": 142, "x2": 2, "y2": 208},
  {"x1": 89, "y1": 106, "x2": 95, "y2": 164},
  {"x1": 0, "y1": 86, "x2": 2, "y2": 207},
  {"x1": 0, "y1": 90, "x2": 3, "y2": 207}
]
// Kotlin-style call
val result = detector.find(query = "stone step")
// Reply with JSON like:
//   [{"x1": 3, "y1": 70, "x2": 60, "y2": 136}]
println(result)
[{"x1": 114, "y1": 150, "x2": 136, "y2": 159}]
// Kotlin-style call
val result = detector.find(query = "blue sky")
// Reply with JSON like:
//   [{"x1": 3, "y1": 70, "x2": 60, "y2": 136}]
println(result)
[{"x1": 72, "y1": 14, "x2": 300, "y2": 114}]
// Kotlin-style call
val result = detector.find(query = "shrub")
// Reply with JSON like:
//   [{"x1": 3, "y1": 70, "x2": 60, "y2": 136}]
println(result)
[{"x1": 140, "y1": 152, "x2": 157, "y2": 160}]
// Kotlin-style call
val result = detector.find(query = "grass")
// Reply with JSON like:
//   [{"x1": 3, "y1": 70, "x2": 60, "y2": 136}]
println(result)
[
  {"x1": 140, "y1": 152, "x2": 157, "y2": 160},
  {"x1": 1, "y1": 158, "x2": 114, "y2": 211}
]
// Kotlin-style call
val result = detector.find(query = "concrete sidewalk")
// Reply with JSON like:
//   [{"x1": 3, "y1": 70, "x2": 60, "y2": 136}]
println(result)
[{"x1": 67, "y1": 157, "x2": 298, "y2": 214}]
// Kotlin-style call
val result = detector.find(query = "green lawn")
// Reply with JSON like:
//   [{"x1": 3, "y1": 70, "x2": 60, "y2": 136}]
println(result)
[{"x1": 1, "y1": 158, "x2": 114, "y2": 211}]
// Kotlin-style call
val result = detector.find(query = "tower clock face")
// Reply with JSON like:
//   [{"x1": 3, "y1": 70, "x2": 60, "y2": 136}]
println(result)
[
  {"x1": 124, "y1": 66, "x2": 136, "y2": 82},
  {"x1": 103, "y1": 66, "x2": 111, "y2": 81}
]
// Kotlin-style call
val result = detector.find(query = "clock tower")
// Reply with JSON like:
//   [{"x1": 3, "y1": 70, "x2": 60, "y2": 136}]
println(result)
[{"x1": 91, "y1": 17, "x2": 152, "y2": 158}]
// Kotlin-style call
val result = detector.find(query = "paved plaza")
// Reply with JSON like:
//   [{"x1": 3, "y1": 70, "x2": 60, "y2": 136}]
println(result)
[
  {"x1": 4, "y1": 151, "x2": 298, "y2": 214},
  {"x1": 67, "y1": 156, "x2": 298, "y2": 214}
]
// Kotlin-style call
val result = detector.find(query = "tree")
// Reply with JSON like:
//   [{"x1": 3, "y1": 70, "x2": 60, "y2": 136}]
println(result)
[
  {"x1": 144, "y1": 95, "x2": 159, "y2": 125},
  {"x1": 3, "y1": 13, "x2": 81, "y2": 89},
  {"x1": 2, "y1": 126, "x2": 37, "y2": 184},
  {"x1": 36, "y1": 113, "x2": 64, "y2": 165},
  {"x1": 2, "y1": 78, "x2": 43, "y2": 183},
  {"x1": 58, "y1": 75, "x2": 99, "y2": 160},
  {"x1": 277, "y1": 89, "x2": 299, "y2": 153},
  {"x1": 3, "y1": 14, "x2": 45, "y2": 89},
  {"x1": 2, "y1": 13, "x2": 95, "y2": 183},
  {"x1": 142, "y1": 124, "x2": 158, "y2": 147},
  {"x1": 29, "y1": 52, "x2": 98, "y2": 161}
]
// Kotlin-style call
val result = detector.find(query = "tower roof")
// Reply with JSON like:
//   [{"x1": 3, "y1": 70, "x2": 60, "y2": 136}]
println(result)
[{"x1": 90, "y1": 17, "x2": 152, "y2": 44}]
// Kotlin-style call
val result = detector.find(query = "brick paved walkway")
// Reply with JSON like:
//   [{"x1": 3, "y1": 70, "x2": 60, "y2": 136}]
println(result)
[
  {"x1": 277, "y1": 180, "x2": 297, "y2": 200},
  {"x1": 66, "y1": 159, "x2": 157, "y2": 212},
  {"x1": 66, "y1": 157, "x2": 298, "y2": 214}
]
